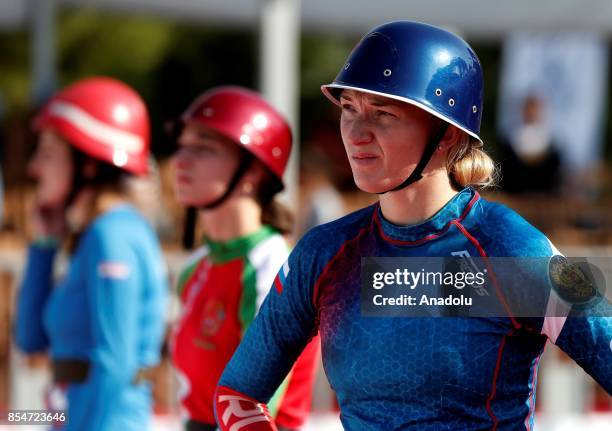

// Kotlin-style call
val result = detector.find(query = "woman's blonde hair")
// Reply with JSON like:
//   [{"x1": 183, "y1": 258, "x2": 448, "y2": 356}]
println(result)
[
  {"x1": 446, "y1": 133, "x2": 497, "y2": 190},
  {"x1": 254, "y1": 162, "x2": 294, "y2": 235}
]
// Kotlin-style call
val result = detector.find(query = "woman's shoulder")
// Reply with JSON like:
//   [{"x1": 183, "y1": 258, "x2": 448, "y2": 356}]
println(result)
[
  {"x1": 302, "y1": 204, "x2": 374, "y2": 239},
  {"x1": 88, "y1": 203, "x2": 138, "y2": 227},
  {"x1": 83, "y1": 204, "x2": 157, "y2": 251},
  {"x1": 247, "y1": 231, "x2": 289, "y2": 270},
  {"x1": 295, "y1": 204, "x2": 376, "y2": 257},
  {"x1": 471, "y1": 197, "x2": 556, "y2": 257},
  {"x1": 182, "y1": 244, "x2": 210, "y2": 268}
]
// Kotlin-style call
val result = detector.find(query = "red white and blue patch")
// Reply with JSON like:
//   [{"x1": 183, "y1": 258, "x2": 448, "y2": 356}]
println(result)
[
  {"x1": 97, "y1": 261, "x2": 130, "y2": 280},
  {"x1": 273, "y1": 259, "x2": 290, "y2": 294}
]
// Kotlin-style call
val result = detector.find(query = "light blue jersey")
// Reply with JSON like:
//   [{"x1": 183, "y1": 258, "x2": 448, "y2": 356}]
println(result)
[{"x1": 15, "y1": 204, "x2": 168, "y2": 430}]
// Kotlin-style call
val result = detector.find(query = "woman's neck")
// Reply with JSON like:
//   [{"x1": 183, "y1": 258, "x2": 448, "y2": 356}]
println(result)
[
  {"x1": 96, "y1": 190, "x2": 127, "y2": 214},
  {"x1": 199, "y1": 197, "x2": 263, "y2": 242},
  {"x1": 66, "y1": 188, "x2": 126, "y2": 231},
  {"x1": 378, "y1": 170, "x2": 458, "y2": 226}
]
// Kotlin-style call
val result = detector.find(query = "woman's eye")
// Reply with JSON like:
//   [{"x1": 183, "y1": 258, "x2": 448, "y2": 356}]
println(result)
[
  {"x1": 180, "y1": 145, "x2": 214, "y2": 156},
  {"x1": 197, "y1": 132, "x2": 214, "y2": 141},
  {"x1": 376, "y1": 110, "x2": 396, "y2": 118},
  {"x1": 196, "y1": 146, "x2": 215, "y2": 154},
  {"x1": 341, "y1": 104, "x2": 357, "y2": 113}
]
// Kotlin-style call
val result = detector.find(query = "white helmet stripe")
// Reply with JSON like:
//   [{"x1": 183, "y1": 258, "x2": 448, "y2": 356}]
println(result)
[{"x1": 49, "y1": 101, "x2": 144, "y2": 153}]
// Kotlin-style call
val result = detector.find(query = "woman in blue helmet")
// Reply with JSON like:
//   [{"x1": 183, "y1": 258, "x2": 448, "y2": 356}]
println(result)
[{"x1": 214, "y1": 21, "x2": 612, "y2": 431}]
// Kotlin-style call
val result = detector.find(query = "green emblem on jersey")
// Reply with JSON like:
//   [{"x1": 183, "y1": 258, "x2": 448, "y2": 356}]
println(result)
[{"x1": 549, "y1": 255, "x2": 596, "y2": 304}]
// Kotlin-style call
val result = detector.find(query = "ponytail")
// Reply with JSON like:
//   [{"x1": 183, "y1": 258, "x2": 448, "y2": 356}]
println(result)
[
  {"x1": 447, "y1": 134, "x2": 497, "y2": 189},
  {"x1": 261, "y1": 199, "x2": 294, "y2": 235},
  {"x1": 255, "y1": 169, "x2": 294, "y2": 235}
]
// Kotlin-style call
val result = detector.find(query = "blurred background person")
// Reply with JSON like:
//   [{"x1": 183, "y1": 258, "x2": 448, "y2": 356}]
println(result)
[
  {"x1": 500, "y1": 95, "x2": 561, "y2": 193},
  {"x1": 13, "y1": 77, "x2": 168, "y2": 430},
  {"x1": 497, "y1": 31, "x2": 608, "y2": 196},
  {"x1": 169, "y1": 87, "x2": 319, "y2": 431},
  {"x1": 298, "y1": 146, "x2": 344, "y2": 234}
]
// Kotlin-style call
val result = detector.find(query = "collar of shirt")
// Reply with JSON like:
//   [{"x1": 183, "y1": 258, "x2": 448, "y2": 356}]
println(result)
[
  {"x1": 203, "y1": 225, "x2": 277, "y2": 264},
  {"x1": 374, "y1": 187, "x2": 479, "y2": 244}
]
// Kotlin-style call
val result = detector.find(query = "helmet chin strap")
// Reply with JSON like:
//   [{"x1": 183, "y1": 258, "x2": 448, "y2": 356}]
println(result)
[
  {"x1": 377, "y1": 122, "x2": 449, "y2": 194},
  {"x1": 199, "y1": 153, "x2": 253, "y2": 210}
]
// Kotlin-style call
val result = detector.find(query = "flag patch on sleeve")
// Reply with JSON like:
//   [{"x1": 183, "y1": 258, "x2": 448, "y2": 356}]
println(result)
[
  {"x1": 97, "y1": 261, "x2": 131, "y2": 280},
  {"x1": 273, "y1": 259, "x2": 290, "y2": 294}
]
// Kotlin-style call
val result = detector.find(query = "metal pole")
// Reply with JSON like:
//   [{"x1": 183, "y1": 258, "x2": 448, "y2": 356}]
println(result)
[
  {"x1": 259, "y1": 0, "x2": 301, "y2": 212},
  {"x1": 30, "y1": 0, "x2": 57, "y2": 106}
]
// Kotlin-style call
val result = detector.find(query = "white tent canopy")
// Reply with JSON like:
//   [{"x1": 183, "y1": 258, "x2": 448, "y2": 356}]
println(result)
[
  {"x1": 5, "y1": 0, "x2": 612, "y2": 38},
  {"x1": 47, "y1": 0, "x2": 612, "y2": 38}
]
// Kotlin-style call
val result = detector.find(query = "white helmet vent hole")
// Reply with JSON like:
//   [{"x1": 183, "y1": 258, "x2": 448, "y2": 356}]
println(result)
[
  {"x1": 383, "y1": 69, "x2": 392, "y2": 77},
  {"x1": 113, "y1": 150, "x2": 128, "y2": 167},
  {"x1": 435, "y1": 88, "x2": 442, "y2": 97},
  {"x1": 472, "y1": 105, "x2": 478, "y2": 113},
  {"x1": 448, "y1": 98, "x2": 455, "y2": 107}
]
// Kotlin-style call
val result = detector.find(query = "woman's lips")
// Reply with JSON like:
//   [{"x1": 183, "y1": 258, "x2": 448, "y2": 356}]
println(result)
[
  {"x1": 176, "y1": 174, "x2": 192, "y2": 185},
  {"x1": 351, "y1": 153, "x2": 379, "y2": 165}
]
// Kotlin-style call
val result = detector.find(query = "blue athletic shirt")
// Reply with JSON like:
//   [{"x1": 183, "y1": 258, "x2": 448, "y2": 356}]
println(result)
[
  {"x1": 15, "y1": 204, "x2": 168, "y2": 430},
  {"x1": 217, "y1": 187, "x2": 611, "y2": 431}
]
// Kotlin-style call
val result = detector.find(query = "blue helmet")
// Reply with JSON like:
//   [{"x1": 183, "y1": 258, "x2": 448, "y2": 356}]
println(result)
[{"x1": 321, "y1": 21, "x2": 484, "y2": 143}]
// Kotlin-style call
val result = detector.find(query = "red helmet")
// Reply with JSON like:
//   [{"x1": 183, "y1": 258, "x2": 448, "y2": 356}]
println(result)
[
  {"x1": 34, "y1": 77, "x2": 150, "y2": 175},
  {"x1": 181, "y1": 86, "x2": 292, "y2": 187}
]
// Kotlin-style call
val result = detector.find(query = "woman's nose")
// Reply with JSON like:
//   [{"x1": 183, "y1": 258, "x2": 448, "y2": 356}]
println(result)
[
  {"x1": 346, "y1": 117, "x2": 373, "y2": 146},
  {"x1": 172, "y1": 147, "x2": 190, "y2": 170}
]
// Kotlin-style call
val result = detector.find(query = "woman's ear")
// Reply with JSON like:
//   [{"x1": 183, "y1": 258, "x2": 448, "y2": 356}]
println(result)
[
  {"x1": 239, "y1": 160, "x2": 266, "y2": 195},
  {"x1": 437, "y1": 125, "x2": 462, "y2": 153}
]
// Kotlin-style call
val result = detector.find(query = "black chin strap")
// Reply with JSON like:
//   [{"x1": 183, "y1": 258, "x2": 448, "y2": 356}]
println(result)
[
  {"x1": 182, "y1": 206, "x2": 197, "y2": 250},
  {"x1": 200, "y1": 153, "x2": 253, "y2": 210},
  {"x1": 377, "y1": 122, "x2": 449, "y2": 194}
]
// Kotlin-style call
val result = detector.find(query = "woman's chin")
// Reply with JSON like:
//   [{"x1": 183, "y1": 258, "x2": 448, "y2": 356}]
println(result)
[
  {"x1": 36, "y1": 192, "x2": 67, "y2": 209},
  {"x1": 176, "y1": 194, "x2": 204, "y2": 207},
  {"x1": 353, "y1": 177, "x2": 390, "y2": 194}
]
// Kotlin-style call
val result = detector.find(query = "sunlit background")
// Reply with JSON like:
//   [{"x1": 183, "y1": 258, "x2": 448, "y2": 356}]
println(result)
[{"x1": 0, "y1": 1, "x2": 611, "y2": 429}]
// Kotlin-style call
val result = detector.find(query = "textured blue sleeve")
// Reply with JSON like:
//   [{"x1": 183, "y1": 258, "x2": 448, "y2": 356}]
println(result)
[
  {"x1": 69, "y1": 225, "x2": 143, "y2": 429},
  {"x1": 218, "y1": 230, "x2": 321, "y2": 403},
  {"x1": 14, "y1": 243, "x2": 57, "y2": 353},
  {"x1": 554, "y1": 300, "x2": 612, "y2": 394},
  {"x1": 477, "y1": 201, "x2": 611, "y2": 393}
]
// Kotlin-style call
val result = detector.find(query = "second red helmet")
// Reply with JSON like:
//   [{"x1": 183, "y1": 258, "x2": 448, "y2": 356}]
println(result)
[
  {"x1": 181, "y1": 86, "x2": 292, "y2": 188},
  {"x1": 34, "y1": 77, "x2": 150, "y2": 175}
]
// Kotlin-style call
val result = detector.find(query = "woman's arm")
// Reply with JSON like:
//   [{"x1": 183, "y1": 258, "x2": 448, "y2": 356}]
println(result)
[
  {"x1": 215, "y1": 239, "x2": 320, "y2": 431},
  {"x1": 539, "y1": 257, "x2": 612, "y2": 394},
  {"x1": 546, "y1": 300, "x2": 612, "y2": 394},
  {"x1": 13, "y1": 240, "x2": 58, "y2": 353}
]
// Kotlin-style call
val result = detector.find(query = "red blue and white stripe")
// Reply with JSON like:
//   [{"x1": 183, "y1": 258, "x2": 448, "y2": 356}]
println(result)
[{"x1": 273, "y1": 260, "x2": 290, "y2": 294}]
